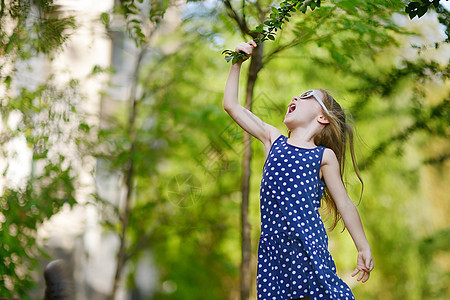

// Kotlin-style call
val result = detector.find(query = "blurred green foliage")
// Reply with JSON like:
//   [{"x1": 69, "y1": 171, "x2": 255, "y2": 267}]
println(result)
[
  {"x1": 0, "y1": 82, "x2": 84, "y2": 297},
  {"x1": 0, "y1": 1, "x2": 87, "y2": 297}
]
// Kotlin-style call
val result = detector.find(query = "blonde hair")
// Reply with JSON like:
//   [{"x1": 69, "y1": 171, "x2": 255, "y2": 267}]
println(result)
[{"x1": 289, "y1": 89, "x2": 363, "y2": 230}]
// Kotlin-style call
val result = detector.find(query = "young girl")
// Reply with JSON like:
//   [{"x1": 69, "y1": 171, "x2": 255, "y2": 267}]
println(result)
[{"x1": 223, "y1": 41, "x2": 374, "y2": 300}]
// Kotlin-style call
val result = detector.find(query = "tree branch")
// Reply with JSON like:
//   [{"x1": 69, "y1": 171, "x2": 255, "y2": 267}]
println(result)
[
  {"x1": 222, "y1": 0, "x2": 253, "y2": 37},
  {"x1": 360, "y1": 99, "x2": 449, "y2": 170},
  {"x1": 263, "y1": 31, "x2": 339, "y2": 65},
  {"x1": 423, "y1": 152, "x2": 450, "y2": 165},
  {"x1": 262, "y1": 7, "x2": 337, "y2": 64}
]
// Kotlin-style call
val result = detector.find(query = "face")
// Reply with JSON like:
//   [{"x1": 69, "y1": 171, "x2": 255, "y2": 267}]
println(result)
[{"x1": 283, "y1": 89, "x2": 326, "y2": 128}]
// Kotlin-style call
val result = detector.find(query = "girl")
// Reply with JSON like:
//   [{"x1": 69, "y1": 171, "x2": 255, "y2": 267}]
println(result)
[{"x1": 223, "y1": 41, "x2": 374, "y2": 300}]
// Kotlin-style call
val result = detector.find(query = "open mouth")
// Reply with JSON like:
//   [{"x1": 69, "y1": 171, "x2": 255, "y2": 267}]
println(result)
[{"x1": 288, "y1": 103, "x2": 296, "y2": 113}]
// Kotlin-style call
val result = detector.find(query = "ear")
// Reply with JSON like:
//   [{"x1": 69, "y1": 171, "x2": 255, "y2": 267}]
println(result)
[{"x1": 317, "y1": 115, "x2": 330, "y2": 125}]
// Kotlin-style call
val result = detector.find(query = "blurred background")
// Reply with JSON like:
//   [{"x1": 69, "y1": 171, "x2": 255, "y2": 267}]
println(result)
[{"x1": 0, "y1": 0, "x2": 449, "y2": 299}]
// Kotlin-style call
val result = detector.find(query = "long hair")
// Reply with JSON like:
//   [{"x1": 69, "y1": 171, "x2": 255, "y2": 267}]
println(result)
[{"x1": 290, "y1": 89, "x2": 364, "y2": 231}]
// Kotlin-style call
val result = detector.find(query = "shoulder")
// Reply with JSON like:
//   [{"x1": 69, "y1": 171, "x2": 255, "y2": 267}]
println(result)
[
  {"x1": 320, "y1": 148, "x2": 342, "y2": 179},
  {"x1": 321, "y1": 147, "x2": 339, "y2": 166}
]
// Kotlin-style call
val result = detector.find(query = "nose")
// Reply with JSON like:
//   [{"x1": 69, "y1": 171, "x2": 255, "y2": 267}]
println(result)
[{"x1": 292, "y1": 97, "x2": 298, "y2": 101}]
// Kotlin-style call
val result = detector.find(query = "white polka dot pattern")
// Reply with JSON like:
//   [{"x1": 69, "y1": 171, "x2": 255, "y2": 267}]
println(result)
[{"x1": 257, "y1": 135, "x2": 354, "y2": 300}]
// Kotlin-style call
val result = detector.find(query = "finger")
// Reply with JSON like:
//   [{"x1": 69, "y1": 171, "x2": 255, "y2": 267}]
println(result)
[
  {"x1": 363, "y1": 258, "x2": 373, "y2": 272},
  {"x1": 248, "y1": 40, "x2": 257, "y2": 48},
  {"x1": 362, "y1": 265, "x2": 370, "y2": 272},
  {"x1": 369, "y1": 260, "x2": 374, "y2": 271},
  {"x1": 241, "y1": 44, "x2": 253, "y2": 55},
  {"x1": 357, "y1": 270, "x2": 364, "y2": 281},
  {"x1": 351, "y1": 268, "x2": 359, "y2": 277},
  {"x1": 364, "y1": 257, "x2": 372, "y2": 270},
  {"x1": 362, "y1": 271, "x2": 370, "y2": 283},
  {"x1": 235, "y1": 43, "x2": 250, "y2": 54}
]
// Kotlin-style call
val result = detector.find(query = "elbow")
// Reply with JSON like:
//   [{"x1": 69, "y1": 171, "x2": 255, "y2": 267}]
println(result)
[
  {"x1": 222, "y1": 101, "x2": 234, "y2": 114},
  {"x1": 223, "y1": 96, "x2": 242, "y2": 115},
  {"x1": 223, "y1": 105, "x2": 232, "y2": 114},
  {"x1": 223, "y1": 105, "x2": 239, "y2": 118},
  {"x1": 222, "y1": 102, "x2": 230, "y2": 112}
]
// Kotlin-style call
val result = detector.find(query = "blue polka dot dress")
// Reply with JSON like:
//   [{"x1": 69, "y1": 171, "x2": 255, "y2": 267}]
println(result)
[{"x1": 257, "y1": 135, "x2": 355, "y2": 300}]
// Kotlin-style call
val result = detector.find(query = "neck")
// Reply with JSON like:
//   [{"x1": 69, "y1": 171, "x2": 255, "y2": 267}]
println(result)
[{"x1": 288, "y1": 127, "x2": 318, "y2": 148}]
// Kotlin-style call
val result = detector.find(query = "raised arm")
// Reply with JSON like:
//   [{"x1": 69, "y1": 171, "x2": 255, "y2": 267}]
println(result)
[
  {"x1": 321, "y1": 148, "x2": 374, "y2": 282},
  {"x1": 223, "y1": 41, "x2": 280, "y2": 150}
]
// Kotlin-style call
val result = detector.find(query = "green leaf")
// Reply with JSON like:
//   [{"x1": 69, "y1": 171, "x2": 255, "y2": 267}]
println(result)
[
  {"x1": 100, "y1": 12, "x2": 110, "y2": 25},
  {"x1": 406, "y1": 2, "x2": 425, "y2": 19},
  {"x1": 336, "y1": 0, "x2": 358, "y2": 14},
  {"x1": 4, "y1": 76, "x2": 12, "y2": 89},
  {"x1": 79, "y1": 123, "x2": 90, "y2": 133},
  {"x1": 417, "y1": 5, "x2": 428, "y2": 18},
  {"x1": 331, "y1": 50, "x2": 347, "y2": 65}
]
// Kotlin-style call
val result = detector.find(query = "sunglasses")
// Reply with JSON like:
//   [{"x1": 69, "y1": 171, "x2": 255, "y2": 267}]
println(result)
[{"x1": 298, "y1": 90, "x2": 329, "y2": 114}]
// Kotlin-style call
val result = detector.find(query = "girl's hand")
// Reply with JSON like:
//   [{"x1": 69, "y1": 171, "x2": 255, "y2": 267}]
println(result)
[
  {"x1": 351, "y1": 249, "x2": 374, "y2": 283},
  {"x1": 234, "y1": 40, "x2": 257, "y2": 63}
]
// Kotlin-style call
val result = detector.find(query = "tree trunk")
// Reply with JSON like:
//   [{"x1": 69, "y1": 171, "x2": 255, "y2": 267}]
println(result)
[
  {"x1": 240, "y1": 44, "x2": 263, "y2": 300},
  {"x1": 109, "y1": 47, "x2": 146, "y2": 299}
]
